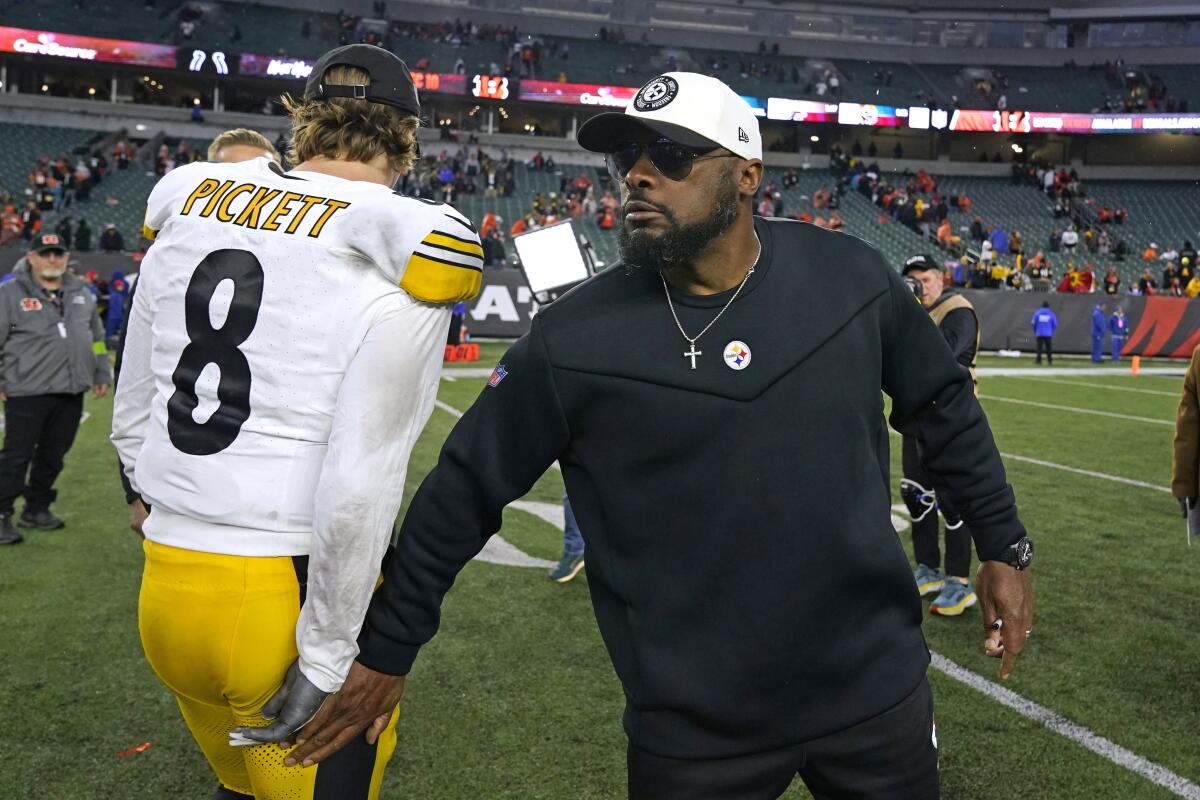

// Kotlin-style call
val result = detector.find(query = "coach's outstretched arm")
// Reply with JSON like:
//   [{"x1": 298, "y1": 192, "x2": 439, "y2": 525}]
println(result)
[
  {"x1": 285, "y1": 319, "x2": 570, "y2": 766},
  {"x1": 879, "y1": 263, "x2": 1034, "y2": 679}
]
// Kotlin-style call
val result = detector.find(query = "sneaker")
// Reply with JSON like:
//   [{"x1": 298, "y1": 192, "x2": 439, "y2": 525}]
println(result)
[
  {"x1": 0, "y1": 513, "x2": 23, "y2": 545},
  {"x1": 547, "y1": 552, "x2": 585, "y2": 583},
  {"x1": 913, "y1": 564, "x2": 945, "y2": 596},
  {"x1": 18, "y1": 509, "x2": 65, "y2": 530},
  {"x1": 930, "y1": 578, "x2": 977, "y2": 616}
]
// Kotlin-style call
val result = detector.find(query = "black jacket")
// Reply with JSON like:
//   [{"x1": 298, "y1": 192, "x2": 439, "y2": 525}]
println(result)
[{"x1": 359, "y1": 217, "x2": 1025, "y2": 758}]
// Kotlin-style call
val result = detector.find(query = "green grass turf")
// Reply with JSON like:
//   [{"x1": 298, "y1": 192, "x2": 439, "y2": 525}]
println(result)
[{"x1": 1, "y1": 366, "x2": 1196, "y2": 799}]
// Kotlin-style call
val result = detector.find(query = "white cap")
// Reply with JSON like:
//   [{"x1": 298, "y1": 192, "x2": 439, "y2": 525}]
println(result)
[{"x1": 576, "y1": 72, "x2": 761, "y2": 161}]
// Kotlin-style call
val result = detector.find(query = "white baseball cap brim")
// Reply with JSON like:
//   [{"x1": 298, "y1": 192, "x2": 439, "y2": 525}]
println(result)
[{"x1": 577, "y1": 72, "x2": 762, "y2": 161}]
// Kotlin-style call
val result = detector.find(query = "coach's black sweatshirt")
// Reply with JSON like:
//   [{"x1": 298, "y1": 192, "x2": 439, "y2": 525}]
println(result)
[{"x1": 358, "y1": 216, "x2": 1026, "y2": 759}]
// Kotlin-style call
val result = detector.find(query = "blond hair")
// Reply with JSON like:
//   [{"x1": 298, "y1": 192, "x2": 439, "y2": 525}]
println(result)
[
  {"x1": 207, "y1": 128, "x2": 280, "y2": 162},
  {"x1": 281, "y1": 65, "x2": 420, "y2": 174}
]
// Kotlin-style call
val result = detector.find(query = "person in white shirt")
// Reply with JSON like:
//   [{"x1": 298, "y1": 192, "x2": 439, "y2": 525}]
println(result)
[
  {"x1": 111, "y1": 44, "x2": 482, "y2": 800},
  {"x1": 1061, "y1": 225, "x2": 1079, "y2": 252}
]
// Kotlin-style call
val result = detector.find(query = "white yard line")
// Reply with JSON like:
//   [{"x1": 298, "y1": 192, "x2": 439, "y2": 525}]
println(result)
[
  {"x1": 884, "y1": 428, "x2": 1169, "y2": 494},
  {"x1": 930, "y1": 654, "x2": 1200, "y2": 799},
  {"x1": 981, "y1": 395, "x2": 1174, "y2": 426},
  {"x1": 1002, "y1": 375, "x2": 1181, "y2": 398},
  {"x1": 976, "y1": 366, "x2": 1184, "y2": 377}
]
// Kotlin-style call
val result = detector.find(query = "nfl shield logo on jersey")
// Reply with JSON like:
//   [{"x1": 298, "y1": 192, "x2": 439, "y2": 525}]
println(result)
[{"x1": 488, "y1": 363, "x2": 508, "y2": 388}]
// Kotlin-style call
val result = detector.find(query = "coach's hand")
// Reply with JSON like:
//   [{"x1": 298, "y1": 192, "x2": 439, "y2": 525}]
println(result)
[
  {"x1": 976, "y1": 560, "x2": 1033, "y2": 681},
  {"x1": 128, "y1": 498, "x2": 149, "y2": 538},
  {"x1": 282, "y1": 661, "x2": 406, "y2": 768},
  {"x1": 228, "y1": 661, "x2": 330, "y2": 746}
]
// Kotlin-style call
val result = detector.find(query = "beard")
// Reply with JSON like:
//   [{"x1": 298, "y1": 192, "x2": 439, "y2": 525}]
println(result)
[
  {"x1": 617, "y1": 173, "x2": 741, "y2": 273},
  {"x1": 36, "y1": 266, "x2": 66, "y2": 279}
]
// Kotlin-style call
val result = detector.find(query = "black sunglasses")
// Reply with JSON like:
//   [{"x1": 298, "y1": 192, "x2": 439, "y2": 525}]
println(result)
[{"x1": 605, "y1": 139, "x2": 739, "y2": 183}]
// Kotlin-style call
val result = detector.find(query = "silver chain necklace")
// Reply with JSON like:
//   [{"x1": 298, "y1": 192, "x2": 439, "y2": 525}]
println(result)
[{"x1": 660, "y1": 233, "x2": 761, "y2": 369}]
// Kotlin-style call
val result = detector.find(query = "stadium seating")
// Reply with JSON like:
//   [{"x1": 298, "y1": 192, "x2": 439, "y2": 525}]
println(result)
[{"x1": 4, "y1": 121, "x2": 1196, "y2": 292}]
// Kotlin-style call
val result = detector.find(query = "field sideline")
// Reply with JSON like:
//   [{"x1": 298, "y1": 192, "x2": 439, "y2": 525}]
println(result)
[{"x1": 1, "y1": 344, "x2": 1196, "y2": 799}]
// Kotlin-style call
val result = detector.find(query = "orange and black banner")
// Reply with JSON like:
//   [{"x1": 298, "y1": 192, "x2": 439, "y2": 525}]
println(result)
[{"x1": 962, "y1": 290, "x2": 1200, "y2": 358}]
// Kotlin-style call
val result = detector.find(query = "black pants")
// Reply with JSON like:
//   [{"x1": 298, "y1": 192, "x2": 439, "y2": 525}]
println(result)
[
  {"x1": 0, "y1": 393, "x2": 84, "y2": 514},
  {"x1": 902, "y1": 436, "x2": 972, "y2": 579},
  {"x1": 1035, "y1": 336, "x2": 1053, "y2": 364},
  {"x1": 628, "y1": 679, "x2": 938, "y2": 800}
]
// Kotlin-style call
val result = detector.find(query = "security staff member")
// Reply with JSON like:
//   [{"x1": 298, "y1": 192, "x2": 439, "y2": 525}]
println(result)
[
  {"x1": 0, "y1": 233, "x2": 110, "y2": 544},
  {"x1": 280, "y1": 73, "x2": 1035, "y2": 799},
  {"x1": 900, "y1": 255, "x2": 980, "y2": 617}
]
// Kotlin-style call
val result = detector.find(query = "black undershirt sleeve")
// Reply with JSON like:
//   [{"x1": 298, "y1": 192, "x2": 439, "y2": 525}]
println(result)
[
  {"x1": 357, "y1": 317, "x2": 570, "y2": 675},
  {"x1": 880, "y1": 267, "x2": 1026, "y2": 561},
  {"x1": 938, "y1": 307, "x2": 978, "y2": 369}
]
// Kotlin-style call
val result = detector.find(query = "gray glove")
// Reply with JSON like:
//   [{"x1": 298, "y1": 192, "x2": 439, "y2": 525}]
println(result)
[{"x1": 228, "y1": 661, "x2": 329, "y2": 746}]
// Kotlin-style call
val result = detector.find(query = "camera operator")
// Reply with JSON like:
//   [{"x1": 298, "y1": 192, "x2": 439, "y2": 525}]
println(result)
[{"x1": 900, "y1": 254, "x2": 980, "y2": 616}]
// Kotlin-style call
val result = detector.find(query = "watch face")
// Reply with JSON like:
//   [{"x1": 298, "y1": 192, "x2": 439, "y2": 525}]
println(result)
[{"x1": 1016, "y1": 538, "x2": 1034, "y2": 567}]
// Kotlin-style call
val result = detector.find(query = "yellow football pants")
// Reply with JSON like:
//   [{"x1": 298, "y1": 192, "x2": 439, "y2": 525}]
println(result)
[{"x1": 138, "y1": 540, "x2": 398, "y2": 799}]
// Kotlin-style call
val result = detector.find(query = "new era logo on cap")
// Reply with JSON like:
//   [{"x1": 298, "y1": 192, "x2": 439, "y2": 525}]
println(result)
[{"x1": 576, "y1": 72, "x2": 762, "y2": 162}]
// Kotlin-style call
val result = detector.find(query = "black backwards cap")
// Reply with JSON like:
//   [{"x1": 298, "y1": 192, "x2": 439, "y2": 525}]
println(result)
[
  {"x1": 304, "y1": 44, "x2": 421, "y2": 117},
  {"x1": 902, "y1": 254, "x2": 941, "y2": 275}
]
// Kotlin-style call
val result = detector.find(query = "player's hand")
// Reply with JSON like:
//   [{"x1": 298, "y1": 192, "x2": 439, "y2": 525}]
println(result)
[
  {"x1": 128, "y1": 498, "x2": 149, "y2": 538},
  {"x1": 282, "y1": 661, "x2": 406, "y2": 767},
  {"x1": 92, "y1": 383, "x2": 109, "y2": 398},
  {"x1": 228, "y1": 661, "x2": 330, "y2": 746},
  {"x1": 976, "y1": 560, "x2": 1034, "y2": 680}
]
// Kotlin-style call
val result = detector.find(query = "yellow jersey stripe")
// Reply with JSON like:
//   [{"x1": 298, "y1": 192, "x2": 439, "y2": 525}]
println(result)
[
  {"x1": 422, "y1": 232, "x2": 484, "y2": 259},
  {"x1": 401, "y1": 252, "x2": 483, "y2": 303}
]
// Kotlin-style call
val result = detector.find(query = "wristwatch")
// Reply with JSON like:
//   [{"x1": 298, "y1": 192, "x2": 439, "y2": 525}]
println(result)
[{"x1": 997, "y1": 536, "x2": 1034, "y2": 570}]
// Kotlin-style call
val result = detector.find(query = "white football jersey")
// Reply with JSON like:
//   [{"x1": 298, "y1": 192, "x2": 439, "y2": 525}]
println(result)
[
  {"x1": 112, "y1": 157, "x2": 483, "y2": 690},
  {"x1": 114, "y1": 157, "x2": 482, "y2": 557}
]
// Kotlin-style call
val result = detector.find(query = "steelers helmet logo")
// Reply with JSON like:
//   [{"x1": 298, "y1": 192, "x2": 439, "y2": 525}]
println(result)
[{"x1": 633, "y1": 76, "x2": 679, "y2": 112}]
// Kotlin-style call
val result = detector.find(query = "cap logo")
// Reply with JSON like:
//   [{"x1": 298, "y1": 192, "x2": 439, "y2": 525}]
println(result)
[
  {"x1": 42, "y1": 234, "x2": 60, "y2": 245},
  {"x1": 738, "y1": 127, "x2": 750, "y2": 143},
  {"x1": 633, "y1": 76, "x2": 678, "y2": 112}
]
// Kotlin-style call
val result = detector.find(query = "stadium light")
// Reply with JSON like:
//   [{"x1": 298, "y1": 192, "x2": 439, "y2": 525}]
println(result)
[
  {"x1": 87, "y1": 87, "x2": 95, "y2": 95},
  {"x1": 810, "y1": 135, "x2": 819, "y2": 142},
  {"x1": 40, "y1": 84, "x2": 47, "y2": 92},
  {"x1": 1011, "y1": 143, "x2": 1023, "y2": 153}
]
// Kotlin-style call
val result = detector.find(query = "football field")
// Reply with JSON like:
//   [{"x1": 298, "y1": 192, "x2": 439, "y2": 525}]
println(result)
[{"x1": 2, "y1": 344, "x2": 1197, "y2": 799}]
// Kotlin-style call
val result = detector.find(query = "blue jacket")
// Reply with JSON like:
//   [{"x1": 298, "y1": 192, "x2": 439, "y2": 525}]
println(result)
[
  {"x1": 1109, "y1": 313, "x2": 1128, "y2": 337},
  {"x1": 990, "y1": 227, "x2": 1009, "y2": 255},
  {"x1": 1091, "y1": 307, "x2": 1106, "y2": 337},
  {"x1": 1031, "y1": 307, "x2": 1057, "y2": 337}
]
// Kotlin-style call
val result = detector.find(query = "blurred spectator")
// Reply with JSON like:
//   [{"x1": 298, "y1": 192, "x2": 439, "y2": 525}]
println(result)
[
  {"x1": 1186, "y1": 273, "x2": 1200, "y2": 298},
  {"x1": 21, "y1": 201, "x2": 41, "y2": 240},
  {"x1": 1138, "y1": 267, "x2": 1158, "y2": 295},
  {"x1": 1060, "y1": 225, "x2": 1078, "y2": 253},
  {"x1": 74, "y1": 219, "x2": 92, "y2": 252},
  {"x1": 1103, "y1": 266, "x2": 1120, "y2": 295},
  {"x1": 1143, "y1": 242, "x2": 1159, "y2": 261},
  {"x1": 99, "y1": 224, "x2": 125, "y2": 253}
]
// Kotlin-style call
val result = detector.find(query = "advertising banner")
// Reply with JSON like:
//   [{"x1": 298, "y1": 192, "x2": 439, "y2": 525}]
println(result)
[
  {"x1": 0, "y1": 26, "x2": 176, "y2": 67},
  {"x1": 946, "y1": 108, "x2": 1200, "y2": 134},
  {"x1": 518, "y1": 79, "x2": 639, "y2": 107},
  {"x1": 836, "y1": 102, "x2": 902, "y2": 127},
  {"x1": 962, "y1": 289, "x2": 1200, "y2": 358},
  {"x1": 238, "y1": 54, "x2": 466, "y2": 94},
  {"x1": 766, "y1": 97, "x2": 838, "y2": 123},
  {"x1": 466, "y1": 269, "x2": 536, "y2": 337}
]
